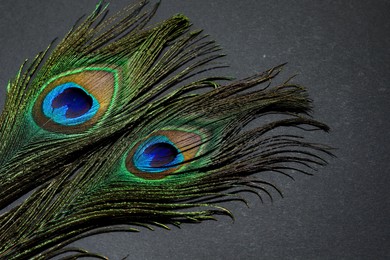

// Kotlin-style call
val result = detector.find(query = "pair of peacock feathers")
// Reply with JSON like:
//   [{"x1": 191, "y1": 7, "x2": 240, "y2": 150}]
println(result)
[{"x1": 0, "y1": 1, "x2": 330, "y2": 259}]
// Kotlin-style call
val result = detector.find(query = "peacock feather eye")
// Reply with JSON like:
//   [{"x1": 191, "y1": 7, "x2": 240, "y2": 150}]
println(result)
[
  {"x1": 125, "y1": 130, "x2": 203, "y2": 180},
  {"x1": 133, "y1": 136, "x2": 184, "y2": 172},
  {"x1": 32, "y1": 67, "x2": 118, "y2": 133},
  {"x1": 42, "y1": 83, "x2": 99, "y2": 126}
]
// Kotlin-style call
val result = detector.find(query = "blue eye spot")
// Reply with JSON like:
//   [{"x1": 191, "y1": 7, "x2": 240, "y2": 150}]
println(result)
[
  {"x1": 42, "y1": 82, "x2": 100, "y2": 126},
  {"x1": 144, "y1": 143, "x2": 179, "y2": 167},
  {"x1": 133, "y1": 136, "x2": 184, "y2": 173},
  {"x1": 51, "y1": 88, "x2": 93, "y2": 118}
]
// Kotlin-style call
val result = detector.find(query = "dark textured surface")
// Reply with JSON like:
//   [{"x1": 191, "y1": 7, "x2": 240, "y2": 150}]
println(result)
[{"x1": 0, "y1": 0, "x2": 389, "y2": 259}]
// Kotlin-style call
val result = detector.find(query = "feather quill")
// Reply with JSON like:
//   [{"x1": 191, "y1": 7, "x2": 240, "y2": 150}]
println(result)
[{"x1": 0, "y1": 1, "x2": 331, "y2": 259}]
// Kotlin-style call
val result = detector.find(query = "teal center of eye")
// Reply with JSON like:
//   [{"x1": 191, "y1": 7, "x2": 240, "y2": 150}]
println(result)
[
  {"x1": 133, "y1": 136, "x2": 184, "y2": 173},
  {"x1": 42, "y1": 82, "x2": 100, "y2": 126}
]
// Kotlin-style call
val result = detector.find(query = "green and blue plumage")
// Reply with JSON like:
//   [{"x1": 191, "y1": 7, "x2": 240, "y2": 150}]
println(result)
[{"x1": 0, "y1": 1, "x2": 331, "y2": 259}]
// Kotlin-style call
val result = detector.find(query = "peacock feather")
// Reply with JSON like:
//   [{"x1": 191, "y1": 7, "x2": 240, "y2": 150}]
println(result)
[{"x1": 0, "y1": 1, "x2": 331, "y2": 259}]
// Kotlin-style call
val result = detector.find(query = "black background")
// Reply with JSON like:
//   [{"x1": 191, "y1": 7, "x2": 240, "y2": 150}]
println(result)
[{"x1": 0, "y1": 0, "x2": 389, "y2": 259}]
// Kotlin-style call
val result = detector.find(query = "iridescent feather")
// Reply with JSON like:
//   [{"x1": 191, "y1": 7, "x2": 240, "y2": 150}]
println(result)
[{"x1": 0, "y1": 1, "x2": 331, "y2": 259}]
